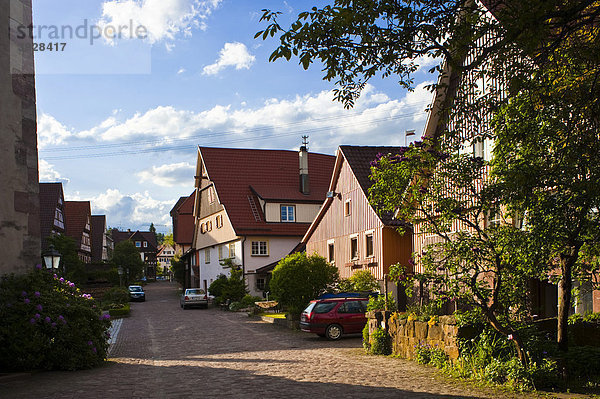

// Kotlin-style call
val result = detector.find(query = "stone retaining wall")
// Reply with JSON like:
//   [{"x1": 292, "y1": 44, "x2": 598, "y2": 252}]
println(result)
[{"x1": 367, "y1": 312, "x2": 460, "y2": 361}]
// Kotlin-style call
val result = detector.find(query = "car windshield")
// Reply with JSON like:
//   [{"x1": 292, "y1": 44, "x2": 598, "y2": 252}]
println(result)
[
  {"x1": 186, "y1": 289, "x2": 204, "y2": 295},
  {"x1": 129, "y1": 286, "x2": 142, "y2": 292},
  {"x1": 313, "y1": 302, "x2": 337, "y2": 314}
]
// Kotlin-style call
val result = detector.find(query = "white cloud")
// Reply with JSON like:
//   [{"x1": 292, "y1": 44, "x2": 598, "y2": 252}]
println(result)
[
  {"x1": 177, "y1": 68, "x2": 186, "y2": 74},
  {"x1": 137, "y1": 162, "x2": 195, "y2": 187},
  {"x1": 39, "y1": 160, "x2": 70, "y2": 185},
  {"x1": 67, "y1": 188, "x2": 174, "y2": 230},
  {"x1": 202, "y1": 42, "x2": 255, "y2": 75},
  {"x1": 99, "y1": 0, "x2": 221, "y2": 46},
  {"x1": 38, "y1": 83, "x2": 434, "y2": 159},
  {"x1": 37, "y1": 113, "x2": 74, "y2": 148}
]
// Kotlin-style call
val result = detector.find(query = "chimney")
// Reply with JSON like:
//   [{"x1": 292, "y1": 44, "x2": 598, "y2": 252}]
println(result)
[{"x1": 299, "y1": 136, "x2": 310, "y2": 195}]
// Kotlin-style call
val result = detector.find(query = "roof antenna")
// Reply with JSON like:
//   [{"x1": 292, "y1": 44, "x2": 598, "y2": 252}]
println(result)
[{"x1": 301, "y1": 135, "x2": 309, "y2": 151}]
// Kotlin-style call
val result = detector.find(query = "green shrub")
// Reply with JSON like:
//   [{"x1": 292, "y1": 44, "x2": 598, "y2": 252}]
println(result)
[
  {"x1": 362, "y1": 323, "x2": 371, "y2": 352},
  {"x1": 414, "y1": 342, "x2": 447, "y2": 367},
  {"x1": 102, "y1": 286, "x2": 129, "y2": 307},
  {"x1": 240, "y1": 294, "x2": 263, "y2": 308},
  {"x1": 370, "y1": 327, "x2": 392, "y2": 355},
  {"x1": 108, "y1": 304, "x2": 130, "y2": 318},
  {"x1": 366, "y1": 293, "x2": 397, "y2": 312},
  {"x1": 0, "y1": 267, "x2": 111, "y2": 371},
  {"x1": 229, "y1": 301, "x2": 243, "y2": 312}
]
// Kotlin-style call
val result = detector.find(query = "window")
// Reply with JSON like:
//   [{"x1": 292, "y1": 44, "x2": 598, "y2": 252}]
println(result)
[
  {"x1": 344, "y1": 199, "x2": 352, "y2": 216},
  {"x1": 365, "y1": 233, "x2": 374, "y2": 258},
  {"x1": 85, "y1": 217, "x2": 90, "y2": 231},
  {"x1": 135, "y1": 241, "x2": 141, "y2": 248},
  {"x1": 228, "y1": 243, "x2": 236, "y2": 258},
  {"x1": 216, "y1": 214, "x2": 223, "y2": 228},
  {"x1": 251, "y1": 241, "x2": 268, "y2": 256},
  {"x1": 201, "y1": 223, "x2": 206, "y2": 234},
  {"x1": 473, "y1": 137, "x2": 484, "y2": 158},
  {"x1": 143, "y1": 241, "x2": 148, "y2": 247},
  {"x1": 206, "y1": 221, "x2": 212, "y2": 232},
  {"x1": 208, "y1": 186, "x2": 215, "y2": 204},
  {"x1": 328, "y1": 242, "x2": 335, "y2": 263},
  {"x1": 487, "y1": 206, "x2": 502, "y2": 227},
  {"x1": 218, "y1": 245, "x2": 225, "y2": 260},
  {"x1": 338, "y1": 300, "x2": 366, "y2": 314},
  {"x1": 313, "y1": 302, "x2": 337, "y2": 314},
  {"x1": 256, "y1": 278, "x2": 266, "y2": 291},
  {"x1": 204, "y1": 248, "x2": 210, "y2": 264},
  {"x1": 280, "y1": 205, "x2": 295, "y2": 222},
  {"x1": 350, "y1": 236, "x2": 358, "y2": 260}
]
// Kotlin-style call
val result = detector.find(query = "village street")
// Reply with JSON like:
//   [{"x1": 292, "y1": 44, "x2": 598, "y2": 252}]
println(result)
[{"x1": 0, "y1": 283, "x2": 535, "y2": 399}]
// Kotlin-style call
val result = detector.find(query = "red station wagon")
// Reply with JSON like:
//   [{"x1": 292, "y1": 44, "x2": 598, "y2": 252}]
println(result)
[{"x1": 300, "y1": 297, "x2": 369, "y2": 340}]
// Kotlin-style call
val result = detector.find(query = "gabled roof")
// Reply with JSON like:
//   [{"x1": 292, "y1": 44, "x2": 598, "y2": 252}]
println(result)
[
  {"x1": 64, "y1": 201, "x2": 91, "y2": 249},
  {"x1": 39, "y1": 182, "x2": 64, "y2": 250},
  {"x1": 172, "y1": 192, "x2": 195, "y2": 245},
  {"x1": 199, "y1": 147, "x2": 335, "y2": 236},
  {"x1": 112, "y1": 229, "x2": 158, "y2": 252},
  {"x1": 90, "y1": 215, "x2": 106, "y2": 262},
  {"x1": 302, "y1": 146, "x2": 409, "y2": 243}
]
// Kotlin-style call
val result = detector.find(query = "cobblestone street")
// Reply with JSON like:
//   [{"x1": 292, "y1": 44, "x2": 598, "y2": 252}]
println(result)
[{"x1": 0, "y1": 283, "x2": 535, "y2": 398}]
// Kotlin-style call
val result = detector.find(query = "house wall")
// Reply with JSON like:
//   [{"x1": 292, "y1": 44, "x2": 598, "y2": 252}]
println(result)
[
  {"x1": 194, "y1": 209, "x2": 237, "y2": 249},
  {"x1": 244, "y1": 235, "x2": 301, "y2": 296},
  {"x1": 198, "y1": 239, "x2": 242, "y2": 295},
  {"x1": 0, "y1": 0, "x2": 40, "y2": 275},
  {"x1": 264, "y1": 202, "x2": 322, "y2": 223},
  {"x1": 305, "y1": 158, "x2": 410, "y2": 282}
]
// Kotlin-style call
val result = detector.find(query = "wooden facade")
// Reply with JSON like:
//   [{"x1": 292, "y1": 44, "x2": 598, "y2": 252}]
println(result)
[{"x1": 304, "y1": 146, "x2": 412, "y2": 283}]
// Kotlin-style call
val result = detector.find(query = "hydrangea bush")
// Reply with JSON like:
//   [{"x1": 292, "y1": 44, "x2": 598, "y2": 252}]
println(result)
[{"x1": 0, "y1": 266, "x2": 111, "y2": 371}]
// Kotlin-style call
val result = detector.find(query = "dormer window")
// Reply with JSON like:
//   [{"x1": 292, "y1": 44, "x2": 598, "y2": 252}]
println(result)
[{"x1": 280, "y1": 205, "x2": 295, "y2": 222}]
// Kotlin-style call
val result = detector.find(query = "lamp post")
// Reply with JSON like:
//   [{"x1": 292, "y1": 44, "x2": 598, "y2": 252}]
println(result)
[
  {"x1": 118, "y1": 266, "x2": 124, "y2": 287},
  {"x1": 43, "y1": 244, "x2": 61, "y2": 273}
]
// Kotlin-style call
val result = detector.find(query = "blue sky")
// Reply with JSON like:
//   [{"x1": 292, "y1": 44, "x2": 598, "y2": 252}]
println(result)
[{"x1": 34, "y1": 0, "x2": 437, "y2": 233}]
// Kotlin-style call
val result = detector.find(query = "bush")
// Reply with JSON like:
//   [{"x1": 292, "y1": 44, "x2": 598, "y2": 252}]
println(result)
[
  {"x1": 0, "y1": 267, "x2": 111, "y2": 371},
  {"x1": 362, "y1": 323, "x2": 371, "y2": 352},
  {"x1": 208, "y1": 275, "x2": 228, "y2": 298},
  {"x1": 370, "y1": 327, "x2": 392, "y2": 355},
  {"x1": 108, "y1": 303, "x2": 130, "y2": 318},
  {"x1": 270, "y1": 252, "x2": 339, "y2": 315},
  {"x1": 366, "y1": 293, "x2": 397, "y2": 312},
  {"x1": 101, "y1": 286, "x2": 129, "y2": 308},
  {"x1": 415, "y1": 342, "x2": 449, "y2": 368},
  {"x1": 240, "y1": 294, "x2": 263, "y2": 308},
  {"x1": 229, "y1": 301, "x2": 243, "y2": 312}
]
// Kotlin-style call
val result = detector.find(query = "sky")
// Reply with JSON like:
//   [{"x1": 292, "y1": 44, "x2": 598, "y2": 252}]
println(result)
[{"x1": 33, "y1": 0, "x2": 438, "y2": 234}]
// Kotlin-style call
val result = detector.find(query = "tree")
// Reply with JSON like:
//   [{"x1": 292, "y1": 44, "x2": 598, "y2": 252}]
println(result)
[
  {"x1": 270, "y1": 252, "x2": 339, "y2": 315},
  {"x1": 170, "y1": 255, "x2": 185, "y2": 287},
  {"x1": 492, "y1": 39, "x2": 600, "y2": 353},
  {"x1": 370, "y1": 144, "x2": 541, "y2": 363},
  {"x1": 111, "y1": 240, "x2": 145, "y2": 284},
  {"x1": 162, "y1": 233, "x2": 174, "y2": 247},
  {"x1": 219, "y1": 258, "x2": 248, "y2": 303},
  {"x1": 46, "y1": 234, "x2": 86, "y2": 285}
]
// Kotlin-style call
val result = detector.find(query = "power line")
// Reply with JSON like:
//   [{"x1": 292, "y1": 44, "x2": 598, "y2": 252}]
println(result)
[{"x1": 40, "y1": 107, "x2": 428, "y2": 160}]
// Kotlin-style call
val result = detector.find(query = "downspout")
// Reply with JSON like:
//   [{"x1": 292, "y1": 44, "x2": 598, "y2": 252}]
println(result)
[{"x1": 241, "y1": 235, "x2": 246, "y2": 279}]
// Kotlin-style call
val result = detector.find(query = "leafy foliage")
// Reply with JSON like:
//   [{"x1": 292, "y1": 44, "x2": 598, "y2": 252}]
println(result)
[
  {"x1": 270, "y1": 252, "x2": 339, "y2": 315},
  {"x1": 170, "y1": 255, "x2": 185, "y2": 286},
  {"x1": 218, "y1": 258, "x2": 248, "y2": 303},
  {"x1": 0, "y1": 267, "x2": 110, "y2": 371},
  {"x1": 338, "y1": 269, "x2": 379, "y2": 293},
  {"x1": 46, "y1": 234, "x2": 86, "y2": 285},
  {"x1": 111, "y1": 240, "x2": 145, "y2": 285},
  {"x1": 369, "y1": 327, "x2": 392, "y2": 355},
  {"x1": 366, "y1": 293, "x2": 397, "y2": 312}
]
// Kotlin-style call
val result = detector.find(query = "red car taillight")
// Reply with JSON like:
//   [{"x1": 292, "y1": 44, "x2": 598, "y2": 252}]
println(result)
[
  {"x1": 185, "y1": 296, "x2": 189, "y2": 300},
  {"x1": 204, "y1": 295, "x2": 207, "y2": 299}
]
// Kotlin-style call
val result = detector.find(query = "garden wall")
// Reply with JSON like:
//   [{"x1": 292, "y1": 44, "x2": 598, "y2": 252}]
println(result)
[{"x1": 367, "y1": 311, "x2": 460, "y2": 360}]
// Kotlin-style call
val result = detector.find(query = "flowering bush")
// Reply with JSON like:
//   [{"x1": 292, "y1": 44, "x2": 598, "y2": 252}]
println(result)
[{"x1": 0, "y1": 267, "x2": 111, "y2": 371}]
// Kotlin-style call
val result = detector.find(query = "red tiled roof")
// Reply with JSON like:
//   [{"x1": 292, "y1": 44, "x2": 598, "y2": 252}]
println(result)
[
  {"x1": 64, "y1": 201, "x2": 91, "y2": 251},
  {"x1": 90, "y1": 215, "x2": 106, "y2": 262},
  {"x1": 172, "y1": 192, "x2": 195, "y2": 245},
  {"x1": 339, "y1": 146, "x2": 408, "y2": 227},
  {"x1": 200, "y1": 147, "x2": 335, "y2": 236},
  {"x1": 111, "y1": 230, "x2": 158, "y2": 253},
  {"x1": 39, "y1": 183, "x2": 64, "y2": 251}
]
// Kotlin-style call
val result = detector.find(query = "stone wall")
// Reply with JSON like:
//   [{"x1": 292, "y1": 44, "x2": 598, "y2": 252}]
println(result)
[
  {"x1": 367, "y1": 312, "x2": 461, "y2": 361},
  {"x1": 0, "y1": 0, "x2": 40, "y2": 275}
]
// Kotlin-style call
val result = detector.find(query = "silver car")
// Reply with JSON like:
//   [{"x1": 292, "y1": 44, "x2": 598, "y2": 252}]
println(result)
[{"x1": 180, "y1": 288, "x2": 208, "y2": 309}]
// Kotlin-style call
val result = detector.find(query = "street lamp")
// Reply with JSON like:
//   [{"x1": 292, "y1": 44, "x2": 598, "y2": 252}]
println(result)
[
  {"x1": 43, "y1": 244, "x2": 61, "y2": 272},
  {"x1": 118, "y1": 266, "x2": 124, "y2": 287}
]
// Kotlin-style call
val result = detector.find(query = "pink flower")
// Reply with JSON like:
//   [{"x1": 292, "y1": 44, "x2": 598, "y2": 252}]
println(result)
[
  {"x1": 507, "y1": 334, "x2": 513, "y2": 340},
  {"x1": 34, "y1": 313, "x2": 41, "y2": 319},
  {"x1": 29, "y1": 318, "x2": 36, "y2": 324},
  {"x1": 87, "y1": 341, "x2": 93, "y2": 346},
  {"x1": 35, "y1": 264, "x2": 42, "y2": 270},
  {"x1": 21, "y1": 291, "x2": 28, "y2": 297}
]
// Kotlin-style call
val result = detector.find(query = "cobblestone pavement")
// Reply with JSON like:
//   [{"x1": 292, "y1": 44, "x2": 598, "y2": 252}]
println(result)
[{"x1": 0, "y1": 282, "x2": 537, "y2": 399}]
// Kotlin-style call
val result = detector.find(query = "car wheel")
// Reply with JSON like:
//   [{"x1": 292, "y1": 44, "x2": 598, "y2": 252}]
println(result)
[{"x1": 325, "y1": 324, "x2": 343, "y2": 340}]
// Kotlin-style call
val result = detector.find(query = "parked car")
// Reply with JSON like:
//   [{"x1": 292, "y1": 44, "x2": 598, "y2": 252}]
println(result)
[
  {"x1": 300, "y1": 297, "x2": 369, "y2": 340},
  {"x1": 128, "y1": 285, "x2": 145, "y2": 302},
  {"x1": 180, "y1": 288, "x2": 208, "y2": 309}
]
